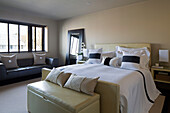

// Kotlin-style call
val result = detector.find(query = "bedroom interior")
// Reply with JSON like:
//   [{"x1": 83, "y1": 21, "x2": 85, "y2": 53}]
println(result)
[{"x1": 0, "y1": 0, "x2": 170, "y2": 113}]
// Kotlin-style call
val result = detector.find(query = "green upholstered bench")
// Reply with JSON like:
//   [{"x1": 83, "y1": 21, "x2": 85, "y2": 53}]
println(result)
[{"x1": 27, "y1": 81, "x2": 100, "y2": 113}]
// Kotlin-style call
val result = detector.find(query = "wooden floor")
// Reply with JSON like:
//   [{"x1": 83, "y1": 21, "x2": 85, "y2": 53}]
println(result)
[{"x1": 155, "y1": 81, "x2": 170, "y2": 113}]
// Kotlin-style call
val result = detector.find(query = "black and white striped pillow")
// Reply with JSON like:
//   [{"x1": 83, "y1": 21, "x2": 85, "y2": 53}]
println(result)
[
  {"x1": 121, "y1": 51, "x2": 141, "y2": 70},
  {"x1": 101, "y1": 57, "x2": 120, "y2": 67},
  {"x1": 86, "y1": 48, "x2": 102, "y2": 64},
  {"x1": 101, "y1": 57, "x2": 112, "y2": 66}
]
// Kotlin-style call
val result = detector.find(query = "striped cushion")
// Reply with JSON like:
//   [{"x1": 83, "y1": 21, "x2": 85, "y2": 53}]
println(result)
[
  {"x1": 86, "y1": 48, "x2": 102, "y2": 64},
  {"x1": 101, "y1": 57, "x2": 120, "y2": 67},
  {"x1": 121, "y1": 51, "x2": 141, "y2": 70}
]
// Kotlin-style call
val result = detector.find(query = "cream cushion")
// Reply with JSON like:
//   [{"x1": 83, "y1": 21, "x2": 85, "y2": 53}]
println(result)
[
  {"x1": 64, "y1": 74, "x2": 85, "y2": 91},
  {"x1": 45, "y1": 68, "x2": 71, "y2": 87},
  {"x1": 81, "y1": 77, "x2": 99, "y2": 95},
  {"x1": 0, "y1": 54, "x2": 19, "y2": 69},
  {"x1": 45, "y1": 68, "x2": 61, "y2": 83},
  {"x1": 64, "y1": 74, "x2": 99, "y2": 95},
  {"x1": 57, "y1": 72, "x2": 72, "y2": 87}
]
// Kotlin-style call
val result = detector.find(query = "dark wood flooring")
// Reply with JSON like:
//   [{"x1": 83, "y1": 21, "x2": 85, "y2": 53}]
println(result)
[{"x1": 155, "y1": 81, "x2": 170, "y2": 113}]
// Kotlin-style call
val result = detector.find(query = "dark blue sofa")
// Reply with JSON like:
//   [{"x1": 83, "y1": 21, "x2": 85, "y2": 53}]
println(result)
[{"x1": 0, "y1": 58, "x2": 58, "y2": 81}]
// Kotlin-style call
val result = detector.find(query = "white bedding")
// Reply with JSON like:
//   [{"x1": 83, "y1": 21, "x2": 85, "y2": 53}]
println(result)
[{"x1": 58, "y1": 64, "x2": 160, "y2": 113}]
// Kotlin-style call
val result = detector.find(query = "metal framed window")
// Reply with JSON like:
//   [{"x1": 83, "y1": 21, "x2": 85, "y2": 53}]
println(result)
[{"x1": 0, "y1": 19, "x2": 46, "y2": 53}]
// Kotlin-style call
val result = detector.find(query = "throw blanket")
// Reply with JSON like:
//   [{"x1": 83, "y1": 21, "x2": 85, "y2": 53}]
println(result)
[{"x1": 58, "y1": 64, "x2": 160, "y2": 113}]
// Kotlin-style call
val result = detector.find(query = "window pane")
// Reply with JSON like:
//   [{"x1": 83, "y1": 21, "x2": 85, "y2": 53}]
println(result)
[
  {"x1": 20, "y1": 25, "x2": 28, "y2": 51},
  {"x1": 36, "y1": 27, "x2": 42, "y2": 51},
  {"x1": 9, "y1": 24, "x2": 18, "y2": 52},
  {"x1": 32, "y1": 27, "x2": 35, "y2": 51},
  {"x1": 0, "y1": 23, "x2": 8, "y2": 52},
  {"x1": 45, "y1": 27, "x2": 48, "y2": 52}
]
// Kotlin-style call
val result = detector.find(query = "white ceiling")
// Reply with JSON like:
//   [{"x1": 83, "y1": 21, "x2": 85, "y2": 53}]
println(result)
[{"x1": 0, "y1": 0, "x2": 146, "y2": 20}]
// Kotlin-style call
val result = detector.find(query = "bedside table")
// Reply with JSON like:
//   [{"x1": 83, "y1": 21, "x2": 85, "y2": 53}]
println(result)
[
  {"x1": 151, "y1": 66, "x2": 170, "y2": 84},
  {"x1": 77, "y1": 60, "x2": 86, "y2": 64}
]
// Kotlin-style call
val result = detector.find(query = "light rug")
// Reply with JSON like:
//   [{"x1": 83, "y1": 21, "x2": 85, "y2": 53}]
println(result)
[{"x1": 0, "y1": 78, "x2": 41, "y2": 113}]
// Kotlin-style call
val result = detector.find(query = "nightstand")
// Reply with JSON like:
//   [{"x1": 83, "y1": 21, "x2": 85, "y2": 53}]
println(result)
[
  {"x1": 151, "y1": 66, "x2": 170, "y2": 84},
  {"x1": 77, "y1": 60, "x2": 86, "y2": 64}
]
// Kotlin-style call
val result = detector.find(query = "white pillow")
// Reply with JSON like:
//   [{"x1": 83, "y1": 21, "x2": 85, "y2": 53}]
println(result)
[
  {"x1": 116, "y1": 46, "x2": 150, "y2": 58},
  {"x1": 121, "y1": 51, "x2": 141, "y2": 70},
  {"x1": 115, "y1": 51, "x2": 123, "y2": 66},
  {"x1": 101, "y1": 57, "x2": 120, "y2": 68},
  {"x1": 86, "y1": 48, "x2": 102, "y2": 64},
  {"x1": 45, "y1": 68, "x2": 61, "y2": 83},
  {"x1": 140, "y1": 54, "x2": 150, "y2": 69},
  {"x1": 109, "y1": 57, "x2": 120, "y2": 67},
  {"x1": 101, "y1": 51, "x2": 116, "y2": 58},
  {"x1": 116, "y1": 46, "x2": 150, "y2": 69},
  {"x1": 101, "y1": 57, "x2": 112, "y2": 65}
]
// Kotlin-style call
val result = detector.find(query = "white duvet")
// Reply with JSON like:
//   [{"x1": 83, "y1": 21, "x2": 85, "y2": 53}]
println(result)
[{"x1": 58, "y1": 64, "x2": 160, "y2": 113}]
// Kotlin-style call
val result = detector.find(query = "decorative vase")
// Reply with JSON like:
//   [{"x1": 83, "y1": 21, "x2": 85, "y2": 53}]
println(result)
[{"x1": 77, "y1": 55, "x2": 83, "y2": 61}]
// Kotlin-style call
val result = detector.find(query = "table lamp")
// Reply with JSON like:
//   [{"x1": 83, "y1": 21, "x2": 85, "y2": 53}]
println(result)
[
  {"x1": 83, "y1": 49, "x2": 88, "y2": 57},
  {"x1": 159, "y1": 50, "x2": 169, "y2": 67}
]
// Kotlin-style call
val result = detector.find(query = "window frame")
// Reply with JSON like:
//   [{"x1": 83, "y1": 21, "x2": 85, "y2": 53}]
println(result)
[{"x1": 0, "y1": 19, "x2": 46, "y2": 53}]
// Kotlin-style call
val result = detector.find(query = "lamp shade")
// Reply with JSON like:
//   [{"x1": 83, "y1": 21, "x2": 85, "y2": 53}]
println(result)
[{"x1": 159, "y1": 50, "x2": 169, "y2": 62}]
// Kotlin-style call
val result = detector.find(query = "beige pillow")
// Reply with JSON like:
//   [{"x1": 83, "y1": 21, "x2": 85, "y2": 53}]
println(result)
[
  {"x1": 33, "y1": 53, "x2": 46, "y2": 65},
  {"x1": 0, "y1": 54, "x2": 19, "y2": 69},
  {"x1": 45, "y1": 68, "x2": 61, "y2": 83},
  {"x1": 64, "y1": 74, "x2": 99, "y2": 95},
  {"x1": 45, "y1": 68, "x2": 71, "y2": 87},
  {"x1": 64, "y1": 74, "x2": 85, "y2": 91},
  {"x1": 81, "y1": 77, "x2": 99, "y2": 95},
  {"x1": 57, "y1": 72, "x2": 72, "y2": 87}
]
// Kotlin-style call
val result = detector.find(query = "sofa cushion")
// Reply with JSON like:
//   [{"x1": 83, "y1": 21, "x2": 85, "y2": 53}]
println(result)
[
  {"x1": 27, "y1": 81, "x2": 100, "y2": 113},
  {"x1": 33, "y1": 53, "x2": 46, "y2": 65},
  {"x1": 6, "y1": 65, "x2": 51, "y2": 80},
  {"x1": 0, "y1": 54, "x2": 19, "y2": 69},
  {"x1": 17, "y1": 58, "x2": 34, "y2": 67}
]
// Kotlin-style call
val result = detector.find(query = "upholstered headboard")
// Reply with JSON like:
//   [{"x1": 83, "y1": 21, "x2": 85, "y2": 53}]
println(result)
[{"x1": 94, "y1": 43, "x2": 151, "y2": 67}]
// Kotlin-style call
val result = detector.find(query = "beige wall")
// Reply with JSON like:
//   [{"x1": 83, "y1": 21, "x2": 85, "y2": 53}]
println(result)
[
  {"x1": 0, "y1": 7, "x2": 58, "y2": 59},
  {"x1": 58, "y1": 0, "x2": 170, "y2": 66}
]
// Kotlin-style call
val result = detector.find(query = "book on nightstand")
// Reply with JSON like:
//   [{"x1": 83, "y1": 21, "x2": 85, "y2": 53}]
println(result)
[{"x1": 152, "y1": 66, "x2": 164, "y2": 69}]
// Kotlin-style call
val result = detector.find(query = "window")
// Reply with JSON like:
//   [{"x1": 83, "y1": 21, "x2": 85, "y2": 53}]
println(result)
[
  {"x1": 0, "y1": 23, "x2": 8, "y2": 52},
  {"x1": 20, "y1": 25, "x2": 28, "y2": 51},
  {"x1": 0, "y1": 19, "x2": 47, "y2": 53},
  {"x1": 9, "y1": 24, "x2": 18, "y2": 52}
]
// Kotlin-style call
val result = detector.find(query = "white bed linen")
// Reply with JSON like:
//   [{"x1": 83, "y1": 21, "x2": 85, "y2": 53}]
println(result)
[{"x1": 58, "y1": 64, "x2": 160, "y2": 113}]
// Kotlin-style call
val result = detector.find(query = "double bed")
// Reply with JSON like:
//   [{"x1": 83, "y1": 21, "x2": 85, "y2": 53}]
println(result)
[{"x1": 41, "y1": 43, "x2": 162, "y2": 113}]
